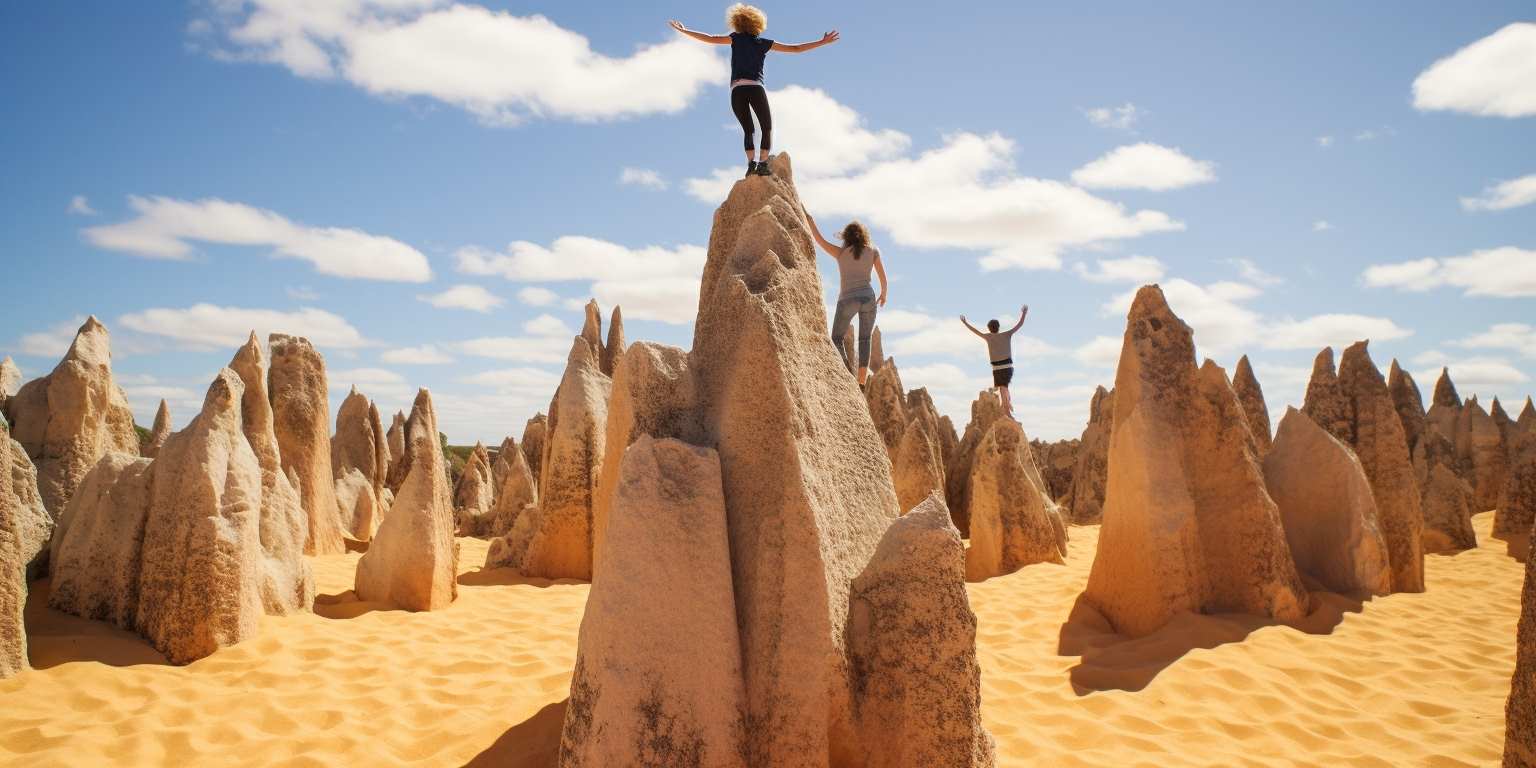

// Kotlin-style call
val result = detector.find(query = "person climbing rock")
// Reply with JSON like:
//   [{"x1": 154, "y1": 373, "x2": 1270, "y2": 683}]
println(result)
[
  {"x1": 961, "y1": 306, "x2": 1029, "y2": 417},
  {"x1": 804, "y1": 209, "x2": 886, "y2": 386},
  {"x1": 669, "y1": 5, "x2": 840, "y2": 177}
]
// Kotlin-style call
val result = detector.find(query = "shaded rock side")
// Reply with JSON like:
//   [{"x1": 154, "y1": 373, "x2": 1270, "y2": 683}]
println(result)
[
  {"x1": 490, "y1": 436, "x2": 518, "y2": 492},
  {"x1": 559, "y1": 437, "x2": 746, "y2": 768},
  {"x1": 1464, "y1": 398, "x2": 1511, "y2": 514},
  {"x1": 964, "y1": 420, "x2": 1067, "y2": 581},
  {"x1": 1421, "y1": 463, "x2": 1478, "y2": 553},
  {"x1": 1030, "y1": 438, "x2": 1078, "y2": 504},
  {"x1": 331, "y1": 387, "x2": 387, "y2": 540},
  {"x1": 1263, "y1": 408, "x2": 1391, "y2": 595},
  {"x1": 600, "y1": 305, "x2": 626, "y2": 378},
  {"x1": 1301, "y1": 347, "x2": 1350, "y2": 443},
  {"x1": 141, "y1": 400, "x2": 172, "y2": 458},
  {"x1": 1232, "y1": 355, "x2": 1272, "y2": 453},
  {"x1": 1062, "y1": 386, "x2": 1114, "y2": 525},
  {"x1": 48, "y1": 453, "x2": 152, "y2": 629},
  {"x1": 3, "y1": 420, "x2": 52, "y2": 678},
  {"x1": 1507, "y1": 456, "x2": 1536, "y2": 766},
  {"x1": 1084, "y1": 285, "x2": 1307, "y2": 638},
  {"x1": 868, "y1": 327, "x2": 885, "y2": 373},
  {"x1": 1337, "y1": 342, "x2": 1426, "y2": 593},
  {"x1": 1387, "y1": 360, "x2": 1427, "y2": 454},
  {"x1": 452, "y1": 442, "x2": 494, "y2": 534},
  {"x1": 946, "y1": 390, "x2": 1010, "y2": 537},
  {"x1": 521, "y1": 413, "x2": 547, "y2": 489},
  {"x1": 893, "y1": 414, "x2": 947, "y2": 516},
  {"x1": 6, "y1": 316, "x2": 138, "y2": 518},
  {"x1": 268, "y1": 333, "x2": 344, "y2": 555},
  {"x1": 1496, "y1": 436, "x2": 1536, "y2": 543},
  {"x1": 865, "y1": 360, "x2": 907, "y2": 458},
  {"x1": 486, "y1": 437, "x2": 538, "y2": 539},
  {"x1": 354, "y1": 389, "x2": 458, "y2": 611},
  {"x1": 1520, "y1": 398, "x2": 1535, "y2": 436},
  {"x1": 687, "y1": 154, "x2": 901, "y2": 765},
  {"x1": 847, "y1": 493, "x2": 997, "y2": 768},
  {"x1": 384, "y1": 411, "x2": 407, "y2": 491},
  {"x1": 1433, "y1": 367, "x2": 1462, "y2": 410}
]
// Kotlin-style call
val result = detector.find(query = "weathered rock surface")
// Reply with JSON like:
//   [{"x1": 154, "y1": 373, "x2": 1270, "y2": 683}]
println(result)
[
  {"x1": 452, "y1": 442, "x2": 494, "y2": 535},
  {"x1": 559, "y1": 437, "x2": 745, "y2": 768},
  {"x1": 1063, "y1": 386, "x2": 1114, "y2": 525},
  {"x1": 384, "y1": 411, "x2": 407, "y2": 491},
  {"x1": 2, "y1": 420, "x2": 52, "y2": 678},
  {"x1": 331, "y1": 387, "x2": 388, "y2": 540},
  {"x1": 1507, "y1": 518, "x2": 1536, "y2": 765},
  {"x1": 1030, "y1": 438, "x2": 1078, "y2": 503},
  {"x1": 51, "y1": 369, "x2": 282, "y2": 664},
  {"x1": 1421, "y1": 463, "x2": 1478, "y2": 553},
  {"x1": 0, "y1": 357, "x2": 20, "y2": 401},
  {"x1": 5, "y1": 317, "x2": 138, "y2": 518},
  {"x1": 1388, "y1": 361, "x2": 1427, "y2": 454},
  {"x1": 1232, "y1": 355, "x2": 1272, "y2": 453},
  {"x1": 1084, "y1": 285, "x2": 1307, "y2": 638},
  {"x1": 141, "y1": 400, "x2": 172, "y2": 458},
  {"x1": 965, "y1": 419, "x2": 1067, "y2": 580},
  {"x1": 490, "y1": 436, "x2": 518, "y2": 492},
  {"x1": 1465, "y1": 398, "x2": 1511, "y2": 514},
  {"x1": 355, "y1": 389, "x2": 458, "y2": 611},
  {"x1": 268, "y1": 334, "x2": 344, "y2": 555},
  {"x1": 1497, "y1": 435, "x2": 1536, "y2": 543},
  {"x1": 486, "y1": 437, "x2": 537, "y2": 538},
  {"x1": 946, "y1": 390, "x2": 1010, "y2": 536},
  {"x1": 521, "y1": 413, "x2": 547, "y2": 488},
  {"x1": 1433, "y1": 367, "x2": 1462, "y2": 409},
  {"x1": 869, "y1": 327, "x2": 885, "y2": 373},
  {"x1": 1302, "y1": 347, "x2": 1350, "y2": 443},
  {"x1": 865, "y1": 361, "x2": 907, "y2": 458},
  {"x1": 228, "y1": 333, "x2": 314, "y2": 615},
  {"x1": 600, "y1": 306, "x2": 625, "y2": 378},
  {"x1": 847, "y1": 493, "x2": 997, "y2": 767},
  {"x1": 893, "y1": 414, "x2": 947, "y2": 515},
  {"x1": 1264, "y1": 408, "x2": 1391, "y2": 595},
  {"x1": 1521, "y1": 398, "x2": 1535, "y2": 435}
]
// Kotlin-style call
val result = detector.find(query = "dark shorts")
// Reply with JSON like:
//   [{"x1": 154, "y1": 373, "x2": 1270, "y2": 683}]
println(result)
[{"x1": 992, "y1": 358, "x2": 1013, "y2": 388}]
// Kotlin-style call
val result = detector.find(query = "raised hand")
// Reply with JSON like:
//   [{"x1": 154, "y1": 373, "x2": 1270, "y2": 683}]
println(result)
[
  {"x1": 822, "y1": 30, "x2": 841, "y2": 44},
  {"x1": 668, "y1": 20, "x2": 686, "y2": 34}
]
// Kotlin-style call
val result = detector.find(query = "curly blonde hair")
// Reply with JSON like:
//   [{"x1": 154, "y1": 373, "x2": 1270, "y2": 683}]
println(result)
[{"x1": 726, "y1": 4, "x2": 767, "y2": 36}]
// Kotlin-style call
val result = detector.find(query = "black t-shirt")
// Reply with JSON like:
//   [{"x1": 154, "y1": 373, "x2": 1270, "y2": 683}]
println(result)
[{"x1": 729, "y1": 32, "x2": 774, "y2": 83}]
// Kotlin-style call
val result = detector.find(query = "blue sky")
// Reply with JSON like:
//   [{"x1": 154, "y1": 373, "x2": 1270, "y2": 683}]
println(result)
[{"x1": 2, "y1": 2, "x2": 1534, "y2": 443}]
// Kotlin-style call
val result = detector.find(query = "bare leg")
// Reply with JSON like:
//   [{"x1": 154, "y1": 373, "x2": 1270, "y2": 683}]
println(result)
[{"x1": 1001, "y1": 385, "x2": 1014, "y2": 416}]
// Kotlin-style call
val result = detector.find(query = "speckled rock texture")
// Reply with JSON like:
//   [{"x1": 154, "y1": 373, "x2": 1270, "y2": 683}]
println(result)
[
  {"x1": 1232, "y1": 355, "x2": 1272, "y2": 454},
  {"x1": 964, "y1": 419, "x2": 1068, "y2": 581},
  {"x1": 268, "y1": 333, "x2": 344, "y2": 556},
  {"x1": 1062, "y1": 386, "x2": 1114, "y2": 524}
]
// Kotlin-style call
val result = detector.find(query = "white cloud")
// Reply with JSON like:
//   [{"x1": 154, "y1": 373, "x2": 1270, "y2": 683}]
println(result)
[
  {"x1": 67, "y1": 195, "x2": 96, "y2": 216},
  {"x1": 875, "y1": 309, "x2": 940, "y2": 334},
  {"x1": 1316, "y1": 136, "x2": 1334, "y2": 148},
  {"x1": 117, "y1": 373, "x2": 205, "y2": 428},
  {"x1": 1362, "y1": 247, "x2": 1536, "y2": 297},
  {"x1": 118, "y1": 304, "x2": 373, "y2": 350},
  {"x1": 286, "y1": 285, "x2": 321, "y2": 301},
  {"x1": 517, "y1": 286, "x2": 561, "y2": 307},
  {"x1": 1312, "y1": 220, "x2": 1332, "y2": 232},
  {"x1": 16, "y1": 315, "x2": 88, "y2": 359},
  {"x1": 202, "y1": 1, "x2": 720, "y2": 125},
  {"x1": 1073, "y1": 336, "x2": 1122, "y2": 368},
  {"x1": 329, "y1": 367, "x2": 414, "y2": 401},
  {"x1": 417, "y1": 284, "x2": 504, "y2": 313},
  {"x1": 1073, "y1": 255, "x2": 1166, "y2": 284},
  {"x1": 84, "y1": 195, "x2": 431, "y2": 282},
  {"x1": 619, "y1": 167, "x2": 667, "y2": 190},
  {"x1": 1084, "y1": 103, "x2": 1142, "y2": 132},
  {"x1": 1461, "y1": 174, "x2": 1536, "y2": 212},
  {"x1": 745, "y1": 86, "x2": 911, "y2": 178},
  {"x1": 1070, "y1": 143, "x2": 1217, "y2": 191},
  {"x1": 456, "y1": 237, "x2": 705, "y2": 324},
  {"x1": 1104, "y1": 279, "x2": 1262, "y2": 356},
  {"x1": 1411, "y1": 351, "x2": 1530, "y2": 400},
  {"x1": 380, "y1": 344, "x2": 455, "y2": 365},
  {"x1": 1412, "y1": 23, "x2": 1536, "y2": 118},
  {"x1": 1227, "y1": 258, "x2": 1284, "y2": 285},
  {"x1": 1456, "y1": 323, "x2": 1536, "y2": 359},
  {"x1": 1353, "y1": 128, "x2": 1390, "y2": 142},
  {"x1": 456, "y1": 313, "x2": 574, "y2": 364},
  {"x1": 522, "y1": 314, "x2": 573, "y2": 337},
  {"x1": 1262, "y1": 314, "x2": 1414, "y2": 350},
  {"x1": 461, "y1": 366, "x2": 563, "y2": 392}
]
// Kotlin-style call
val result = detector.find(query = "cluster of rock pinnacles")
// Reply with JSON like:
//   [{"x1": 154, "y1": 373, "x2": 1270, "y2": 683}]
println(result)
[{"x1": 4, "y1": 154, "x2": 1536, "y2": 765}]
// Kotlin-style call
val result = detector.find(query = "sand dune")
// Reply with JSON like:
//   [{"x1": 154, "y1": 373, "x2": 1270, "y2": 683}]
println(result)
[{"x1": 1, "y1": 516, "x2": 1520, "y2": 766}]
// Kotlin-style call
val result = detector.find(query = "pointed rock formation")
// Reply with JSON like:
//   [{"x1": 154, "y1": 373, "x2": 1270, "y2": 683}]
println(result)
[
  {"x1": 1387, "y1": 360, "x2": 1427, "y2": 454},
  {"x1": 520, "y1": 413, "x2": 547, "y2": 487},
  {"x1": 140, "y1": 400, "x2": 172, "y2": 458},
  {"x1": 0, "y1": 356, "x2": 20, "y2": 401},
  {"x1": 2, "y1": 420, "x2": 52, "y2": 678},
  {"x1": 868, "y1": 326, "x2": 885, "y2": 373},
  {"x1": 1336, "y1": 341, "x2": 1425, "y2": 593},
  {"x1": 1302, "y1": 347, "x2": 1350, "y2": 443},
  {"x1": 486, "y1": 340, "x2": 610, "y2": 579},
  {"x1": 1232, "y1": 355, "x2": 1272, "y2": 453},
  {"x1": 452, "y1": 441, "x2": 494, "y2": 535},
  {"x1": 490, "y1": 436, "x2": 518, "y2": 491},
  {"x1": 1497, "y1": 398, "x2": 1517, "y2": 433},
  {"x1": 1030, "y1": 438, "x2": 1078, "y2": 503},
  {"x1": 384, "y1": 411, "x2": 407, "y2": 491},
  {"x1": 559, "y1": 437, "x2": 745, "y2": 768},
  {"x1": 1496, "y1": 434, "x2": 1536, "y2": 545},
  {"x1": 848, "y1": 493, "x2": 997, "y2": 767},
  {"x1": 892, "y1": 416, "x2": 948, "y2": 515},
  {"x1": 1085, "y1": 285, "x2": 1307, "y2": 638},
  {"x1": 580, "y1": 299, "x2": 604, "y2": 357},
  {"x1": 1521, "y1": 398, "x2": 1536, "y2": 435},
  {"x1": 865, "y1": 360, "x2": 907, "y2": 458},
  {"x1": 331, "y1": 387, "x2": 388, "y2": 540},
  {"x1": 964, "y1": 419, "x2": 1067, "y2": 580},
  {"x1": 268, "y1": 334, "x2": 344, "y2": 555},
  {"x1": 226, "y1": 335, "x2": 314, "y2": 615},
  {"x1": 355, "y1": 389, "x2": 458, "y2": 611},
  {"x1": 51, "y1": 369, "x2": 283, "y2": 664},
  {"x1": 600, "y1": 306, "x2": 625, "y2": 377},
  {"x1": 946, "y1": 390, "x2": 1010, "y2": 536},
  {"x1": 1507, "y1": 524, "x2": 1536, "y2": 765},
  {"x1": 589, "y1": 342, "x2": 700, "y2": 579},
  {"x1": 1421, "y1": 464, "x2": 1478, "y2": 553},
  {"x1": 5, "y1": 317, "x2": 138, "y2": 518},
  {"x1": 1264, "y1": 409, "x2": 1391, "y2": 595},
  {"x1": 486, "y1": 437, "x2": 537, "y2": 538},
  {"x1": 1433, "y1": 367, "x2": 1462, "y2": 409},
  {"x1": 1062, "y1": 386, "x2": 1114, "y2": 524},
  {"x1": 1465, "y1": 398, "x2": 1511, "y2": 515}
]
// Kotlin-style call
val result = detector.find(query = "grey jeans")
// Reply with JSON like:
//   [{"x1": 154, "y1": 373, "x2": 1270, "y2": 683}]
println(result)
[{"x1": 831, "y1": 286, "x2": 878, "y2": 369}]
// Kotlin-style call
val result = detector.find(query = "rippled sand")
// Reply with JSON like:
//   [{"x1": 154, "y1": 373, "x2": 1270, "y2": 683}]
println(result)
[{"x1": 0, "y1": 515, "x2": 1520, "y2": 766}]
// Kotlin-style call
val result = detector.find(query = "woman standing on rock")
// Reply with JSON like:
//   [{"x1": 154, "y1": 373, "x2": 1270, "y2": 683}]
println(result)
[
  {"x1": 805, "y1": 210, "x2": 886, "y2": 386},
  {"x1": 668, "y1": 5, "x2": 840, "y2": 178},
  {"x1": 961, "y1": 307, "x2": 1029, "y2": 418}
]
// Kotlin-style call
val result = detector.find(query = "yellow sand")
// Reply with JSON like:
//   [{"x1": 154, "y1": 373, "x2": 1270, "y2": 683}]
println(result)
[{"x1": 0, "y1": 515, "x2": 1521, "y2": 766}]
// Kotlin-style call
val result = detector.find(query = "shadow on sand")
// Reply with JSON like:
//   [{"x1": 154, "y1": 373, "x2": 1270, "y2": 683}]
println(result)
[
  {"x1": 23, "y1": 578, "x2": 171, "y2": 669},
  {"x1": 1057, "y1": 587, "x2": 1369, "y2": 695},
  {"x1": 312, "y1": 590, "x2": 396, "y2": 620},
  {"x1": 456, "y1": 567, "x2": 584, "y2": 589},
  {"x1": 461, "y1": 698, "x2": 568, "y2": 768}
]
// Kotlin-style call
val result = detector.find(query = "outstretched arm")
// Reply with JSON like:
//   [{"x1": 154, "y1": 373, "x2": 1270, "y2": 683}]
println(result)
[
  {"x1": 874, "y1": 252, "x2": 889, "y2": 307},
  {"x1": 959, "y1": 315, "x2": 986, "y2": 338},
  {"x1": 771, "y1": 30, "x2": 840, "y2": 53},
  {"x1": 802, "y1": 210, "x2": 842, "y2": 257},
  {"x1": 1007, "y1": 304, "x2": 1029, "y2": 334},
  {"x1": 668, "y1": 20, "x2": 730, "y2": 44}
]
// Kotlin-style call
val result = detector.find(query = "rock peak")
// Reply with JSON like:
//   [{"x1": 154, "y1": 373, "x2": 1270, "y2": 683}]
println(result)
[{"x1": 1432, "y1": 367, "x2": 1461, "y2": 408}]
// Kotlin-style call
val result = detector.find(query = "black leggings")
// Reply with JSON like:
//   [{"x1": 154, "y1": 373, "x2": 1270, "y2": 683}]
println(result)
[{"x1": 731, "y1": 85, "x2": 772, "y2": 153}]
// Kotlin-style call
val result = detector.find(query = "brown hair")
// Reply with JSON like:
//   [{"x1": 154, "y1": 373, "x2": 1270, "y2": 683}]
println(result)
[
  {"x1": 987, "y1": 319, "x2": 1000, "y2": 332},
  {"x1": 840, "y1": 221, "x2": 871, "y2": 260},
  {"x1": 726, "y1": 4, "x2": 767, "y2": 36}
]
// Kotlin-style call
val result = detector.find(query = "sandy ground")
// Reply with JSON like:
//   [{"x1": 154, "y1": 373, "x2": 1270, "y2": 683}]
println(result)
[{"x1": 0, "y1": 514, "x2": 1521, "y2": 766}]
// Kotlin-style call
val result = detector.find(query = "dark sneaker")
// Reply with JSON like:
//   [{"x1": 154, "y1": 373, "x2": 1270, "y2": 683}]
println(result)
[
  {"x1": 745, "y1": 161, "x2": 758, "y2": 178},
  {"x1": 754, "y1": 161, "x2": 773, "y2": 176}
]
